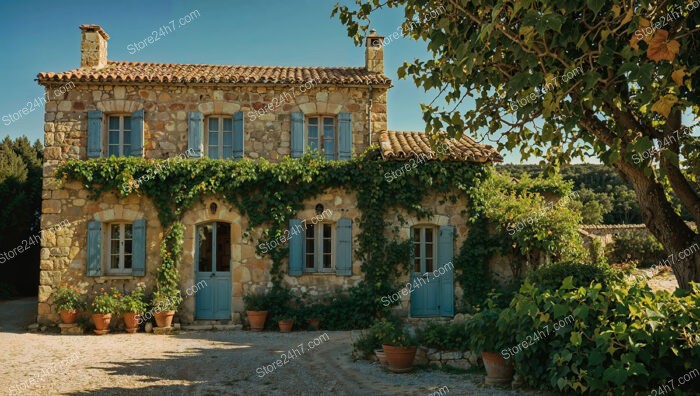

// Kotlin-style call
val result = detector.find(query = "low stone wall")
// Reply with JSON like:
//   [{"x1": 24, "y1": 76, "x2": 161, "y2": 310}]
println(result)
[{"x1": 415, "y1": 347, "x2": 480, "y2": 370}]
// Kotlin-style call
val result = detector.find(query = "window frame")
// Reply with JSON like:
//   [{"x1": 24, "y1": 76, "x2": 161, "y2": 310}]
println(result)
[
  {"x1": 303, "y1": 222, "x2": 335, "y2": 273},
  {"x1": 106, "y1": 223, "x2": 134, "y2": 275},
  {"x1": 306, "y1": 115, "x2": 337, "y2": 160},
  {"x1": 206, "y1": 115, "x2": 234, "y2": 159},
  {"x1": 106, "y1": 114, "x2": 132, "y2": 157},
  {"x1": 412, "y1": 226, "x2": 437, "y2": 274}
]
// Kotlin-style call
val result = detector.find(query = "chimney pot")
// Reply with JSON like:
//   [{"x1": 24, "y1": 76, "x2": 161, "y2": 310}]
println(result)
[
  {"x1": 365, "y1": 29, "x2": 384, "y2": 74},
  {"x1": 79, "y1": 24, "x2": 109, "y2": 69}
]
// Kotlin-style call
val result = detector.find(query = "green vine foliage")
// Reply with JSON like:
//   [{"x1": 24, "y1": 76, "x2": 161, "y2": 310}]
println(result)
[
  {"x1": 456, "y1": 171, "x2": 587, "y2": 310},
  {"x1": 56, "y1": 147, "x2": 489, "y2": 322}
]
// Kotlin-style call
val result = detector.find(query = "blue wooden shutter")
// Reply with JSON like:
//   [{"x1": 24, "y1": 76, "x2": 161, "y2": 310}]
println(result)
[
  {"x1": 132, "y1": 219, "x2": 146, "y2": 276},
  {"x1": 438, "y1": 225, "x2": 455, "y2": 316},
  {"x1": 338, "y1": 112, "x2": 352, "y2": 160},
  {"x1": 130, "y1": 109, "x2": 144, "y2": 157},
  {"x1": 336, "y1": 218, "x2": 352, "y2": 275},
  {"x1": 87, "y1": 221, "x2": 102, "y2": 276},
  {"x1": 87, "y1": 110, "x2": 103, "y2": 158},
  {"x1": 233, "y1": 111, "x2": 244, "y2": 159},
  {"x1": 288, "y1": 219, "x2": 303, "y2": 276},
  {"x1": 291, "y1": 112, "x2": 304, "y2": 158},
  {"x1": 187, "y1": 111, "x2": 203, "y2": 158}
]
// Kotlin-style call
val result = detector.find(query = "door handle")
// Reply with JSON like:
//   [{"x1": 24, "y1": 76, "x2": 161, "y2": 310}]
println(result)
[
  {"x1": 210, "y1": 273, "x2": 216, "y2": 278},
  {"x1": 422, "y1": 273, "x2": 429, "y2": 279}
]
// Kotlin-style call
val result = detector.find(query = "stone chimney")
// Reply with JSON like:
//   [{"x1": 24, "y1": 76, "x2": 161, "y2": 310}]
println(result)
[
  {"x1": 80, "y1": 24, "x2": 109, "y2": 69},
  {"x1": 365, "y1": 29, "x2": 384, "y2": 73}
]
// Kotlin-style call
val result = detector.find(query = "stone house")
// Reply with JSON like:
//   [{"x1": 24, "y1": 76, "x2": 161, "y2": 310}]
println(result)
[{"x1": 36, "y1": 25, "x2": 501, "y2": 325}]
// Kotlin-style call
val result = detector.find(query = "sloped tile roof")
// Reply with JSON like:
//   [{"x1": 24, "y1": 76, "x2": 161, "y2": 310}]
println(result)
[
  {"x1": 37, "y1": 61, "x2": 392, "y2": 85},
  {"x1": 378, "y1": 131, "x2": 502, "y2": 163}
]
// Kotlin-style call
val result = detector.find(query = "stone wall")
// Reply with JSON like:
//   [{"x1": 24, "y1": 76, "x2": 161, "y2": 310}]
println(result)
[
  {"x1": 41, "y1": 82, "x2": 388, "y2": 163},
  {"x1": 37, "y1": 182, "x2": 475, "y2": 325}
]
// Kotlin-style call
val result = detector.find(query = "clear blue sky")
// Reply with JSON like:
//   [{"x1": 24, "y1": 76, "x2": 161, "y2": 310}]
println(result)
[{"x1": 0, "y1": 0, "x2": 526, "y2": 161}]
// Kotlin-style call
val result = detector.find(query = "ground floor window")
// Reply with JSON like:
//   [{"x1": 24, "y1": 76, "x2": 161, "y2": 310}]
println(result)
[
  {"x1": 304, "y1": 223, "x2": 334, "y2": 272},
  {"x1": 108, "y1": 223, "x2": 133, "y2": 274}
]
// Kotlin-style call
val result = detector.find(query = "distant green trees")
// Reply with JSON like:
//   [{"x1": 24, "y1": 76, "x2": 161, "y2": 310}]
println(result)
[
  {"x1": 0, "y1": 136, "x2": 43, "y2": 298},
  {"x1": 497, "y1": 164, "x2": 646, "y2": 224}
]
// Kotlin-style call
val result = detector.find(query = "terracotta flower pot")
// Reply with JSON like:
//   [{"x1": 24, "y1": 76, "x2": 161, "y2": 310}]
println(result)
[
  {"x1": 278, "y1": 320, "x2": 294, "y2": 333},
  {"x1": 382, "y1": 344, "x2": 417, "y2": 373},
  {"x1": 123, "y1": 312, "x2": 141, "y2": 333},
  {"x1": 375, "y1": 349, "x2": 388, "y2": 366},
  {"x1": 92, "y1": 313, "x2": 112, "y2": 335},
  {"x1": 481, "y1": 351, "x2": 514, "y2": 385},
  {"x1": 154, "y1": 310, "x2": 175, "y2": 328},
  {"x1": 247, "y1": 310, "x2": 268, "y2": 331},
  {"x1": 308, "y1": 318, "x2": 320, "y2": 330},
  {"x1": 60, "y1": 309, "x2": 78, "y2": 324}
]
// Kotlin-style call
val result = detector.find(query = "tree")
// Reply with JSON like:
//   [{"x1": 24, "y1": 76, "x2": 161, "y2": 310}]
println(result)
[
  {"x1": 0, "y1": 136, "x2": 43, "y2": 297},
  {"x1": 334, "y1": 0, "x2": 700, "y2": 288}
]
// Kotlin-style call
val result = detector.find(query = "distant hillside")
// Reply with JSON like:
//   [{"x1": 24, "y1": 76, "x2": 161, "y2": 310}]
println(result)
[{"x1": 495, "y1": 164, "x2": 643, "y2": 224}]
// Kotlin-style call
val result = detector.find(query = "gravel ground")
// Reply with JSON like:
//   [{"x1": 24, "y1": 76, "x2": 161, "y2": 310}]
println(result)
[{"x1": 0, "y1": 298, "x2": 541, "y2": 396}]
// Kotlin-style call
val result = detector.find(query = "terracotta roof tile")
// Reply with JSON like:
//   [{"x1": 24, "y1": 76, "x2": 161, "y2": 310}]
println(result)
[
  {"x1": 378, "y1": 131, "x2": 502, "y2": 163},
  {"x1": 37, "y1": 61, "x2": 392, "y2": 86}
]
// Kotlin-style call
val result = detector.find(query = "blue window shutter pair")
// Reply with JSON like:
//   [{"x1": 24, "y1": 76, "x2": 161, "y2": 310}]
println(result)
[
  {"x1": 87, "y1": 110, "x2": 103, "y2": 158},
  {"x1": 188, "y1": 111, "x2": 244, "y2": 159},
  {"x1": 188, "y1": 112, "x2": 203, "y2": 158},
  {"x1": 291, "y1": 112, "x2": 351, "y2": 160},
  {"x1": 337, "y1": 112, "x2": 352, "y2": 161},
  {"x1": 130, "y1": 109, "x2": 144, "y2": 157},
  {"x1": 438, "y1": 225, "x2": 455, "y2": 316},
  {"x1": 287, "y1": 218, "x2": 352, "y2": 276},
  {"x1": 291, "y1": 112, "x2": 304, "y2": 158},
  {"x1": 87, "y1": 109, "x2": 144, "y2": 158},
  {"x1": 86, "y1": 219, "x2": 147, "y2": 277}
]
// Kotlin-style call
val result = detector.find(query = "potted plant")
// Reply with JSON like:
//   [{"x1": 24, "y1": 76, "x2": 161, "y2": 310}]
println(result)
[
  {"x1": 151, "y1": 288, "x2": 181, "y2": 328},
  {"x1": 374, "y1": 318, "x2": 418, "y2": 373},
  {"x1": 306, "y1": 304, "x2": 322, "y2": 330},
  {"x1": 273, "y1": 312, "x2": 296, "y2": 333},
  {"x1": 90, "y1": 288, "x2": 120, "y2": 335},
  {"x1": 465, "y1": 308, "x2": 515, "y2": 385},
  {"x1": 243, "y1": 292, "x2": 268, "y2": 331},
  {"x1": 120, "y1": 286, "x2": 148, "y2": 333},
  {"x1": 51, "y1": 284, "x2": 84, "y2": 324}
]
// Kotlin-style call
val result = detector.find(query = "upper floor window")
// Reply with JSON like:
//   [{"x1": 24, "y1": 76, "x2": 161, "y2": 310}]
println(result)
[
  {"x1": 108, "y1": 223, "x2": 133, "y2": 275},
  {"x1": 412, "y1": 226, "x2": 435, "y2": 273},
  {"x1": 307, "y1": 116, "x2": 336, "y2": 160},
  {"x1": 107, "y1": 115, "x2": 132, "y2": 157},
  {"x1": 207, "y1": 116, "x2": 234, "y2": 159},
  {"x1": 304, "y1": 222, "x2": 334, "y2": 272}
]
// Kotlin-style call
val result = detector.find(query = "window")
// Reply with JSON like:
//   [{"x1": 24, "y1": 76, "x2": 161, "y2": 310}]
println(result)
[
  {"x1": 108, "y1": 223, "x2": 133, "y2": 274},
  {"x1": 307, "y1": 116, "x2": 336, "y2": 160},
  {"x1": 304, "y1": 223, "x2": 334, "y2": 272},
  {"x1": 107, "y1": 115, "x2": 132, "y2": 157},
  {"x1": 412, "y1": 226, "x2": 435, "y2": 273},
  {"x1": 207, "y1": 116, "x2": 234, "y2": 159}
]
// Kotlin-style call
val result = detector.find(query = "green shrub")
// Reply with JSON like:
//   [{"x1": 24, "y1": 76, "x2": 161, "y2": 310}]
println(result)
[
  {"x1": 90, "y1": 288, "x2": 121, "y2": 314},
  {"x1": 464, "y1": 308, "x2": 517, "y2": 354},
  {"x1": 606, "y1": 230, "x2": 666, "y2": 267},
  {"x1": 119, "y1": 286, "x2": 148, "y2": 314},
  {"x1": 51, "y1": 284, "x2": 85, "y2": 311},
  {"x1": 243, "y1": 291, "x2": 268, "y2": 311},
  {"x1": 417, "y1": 321, "x2": 470, "y2": 351},
  {"x1": 318, "y1": 285, "x2": 389, "y2": 330},
  {"x1": 527, "y1": 260, "x2": 624, "y2": 290},
  {"x1": 500, "y1": 278, "x2": 700, "y2": 394}
]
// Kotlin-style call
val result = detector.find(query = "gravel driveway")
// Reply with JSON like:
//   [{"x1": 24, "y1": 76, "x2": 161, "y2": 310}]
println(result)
[{"x1": 0, "y1": 298, "x2": 538, "y2": 396}]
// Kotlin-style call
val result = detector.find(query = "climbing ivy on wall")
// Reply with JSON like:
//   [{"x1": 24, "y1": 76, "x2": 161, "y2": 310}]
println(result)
[{"x1": 57, "y1": 147, "x2": 489, "y2": 319}]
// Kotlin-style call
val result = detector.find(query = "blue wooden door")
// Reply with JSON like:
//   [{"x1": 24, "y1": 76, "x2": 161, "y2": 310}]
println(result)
[
  {"x1": 195, "y1": 222, "x2": 232, "y2": 320},
  {"x1": 410, "y1": 227, "x2": 441, "y2": 316}
]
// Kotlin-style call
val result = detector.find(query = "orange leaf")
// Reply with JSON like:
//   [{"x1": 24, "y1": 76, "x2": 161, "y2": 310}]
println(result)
[
  {"x1": 671, "y1": 67, "x2": 686, "y2": 86},
  {"x1": 651, "y1": 94, "x2": 678, "y2": 118},
  {"x1": 647, "y1": 30, "x2": 680, "y2": 62}
]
